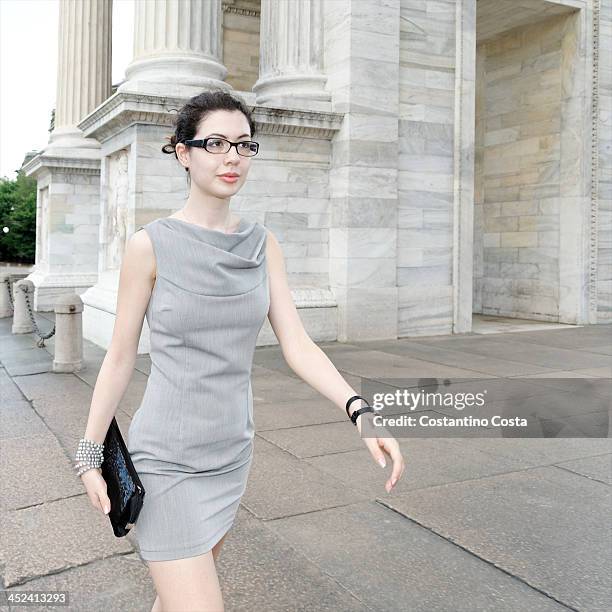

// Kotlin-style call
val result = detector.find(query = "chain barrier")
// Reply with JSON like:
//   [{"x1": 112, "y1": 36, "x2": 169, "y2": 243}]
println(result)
[
  {"x1": 3, "y1": 277, "x2": 13, "y2": 308},
  {"x1": 16, "y1": 282, "x2": 56, "y2": 347}
]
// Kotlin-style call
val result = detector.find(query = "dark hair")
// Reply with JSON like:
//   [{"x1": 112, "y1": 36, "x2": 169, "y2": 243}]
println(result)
[{"x1": 161, "y1": 89, "x2": 256, "y2": 173}]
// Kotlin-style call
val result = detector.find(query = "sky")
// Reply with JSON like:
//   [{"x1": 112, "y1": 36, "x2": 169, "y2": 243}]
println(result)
[{"x1": 0, "y1": 0, "x2": 134, "y2": 180}]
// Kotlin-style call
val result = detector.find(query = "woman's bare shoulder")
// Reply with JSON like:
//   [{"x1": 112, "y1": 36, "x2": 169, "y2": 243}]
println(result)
[{"x1": 126, "y1": 227, "x2": 156, "y2": 280}]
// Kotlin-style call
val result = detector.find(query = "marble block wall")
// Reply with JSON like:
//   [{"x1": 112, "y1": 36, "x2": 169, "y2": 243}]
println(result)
[
  {"x1": 397, "y1": 0, "x2": 456, "y2": 336},
  {"x1": 222, "y1": 0, "x2": 261, "y2": 93},
  {"x1": 474, "y1": 13, "x2": 567, "y2": 321},
  {"x1": 246, "y1": 135, "x2": 331, "y2": 289},
  {"x1": 34, "y1": 169, "x2": 101, "y2": 309},
  {"x1": 598, "y1": 0, "x2": 611, "y2": 320},
  {"x1": 323, "y1": 0, "x2": 400, "y2": 341}
]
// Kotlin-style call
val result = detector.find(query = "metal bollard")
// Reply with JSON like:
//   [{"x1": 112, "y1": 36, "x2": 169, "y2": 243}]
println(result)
[
  {"x1": 0, "y1": 273, "x2": 13, "y2": 318},
  {"x1": 53, "y1": 294, "x2": 84, "y2": 372},
  {"x1": 11, "y1": 279, "x2": 35, "y2": 333}
]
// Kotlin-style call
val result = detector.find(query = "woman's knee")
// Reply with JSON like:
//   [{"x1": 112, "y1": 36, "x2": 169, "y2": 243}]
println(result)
[{"x1": 147, "y1": 551, "x2": 224, "y2": 612}]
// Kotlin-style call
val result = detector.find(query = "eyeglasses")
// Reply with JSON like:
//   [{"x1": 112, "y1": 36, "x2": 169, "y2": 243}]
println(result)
[{"x1": 183, "y1": 138, "x2": 259, "y2": 157}]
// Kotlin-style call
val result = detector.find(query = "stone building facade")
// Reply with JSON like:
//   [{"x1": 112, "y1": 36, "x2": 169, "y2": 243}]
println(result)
[{"x1": 22, "y1": 0, "x2": 610, "y2": 352}]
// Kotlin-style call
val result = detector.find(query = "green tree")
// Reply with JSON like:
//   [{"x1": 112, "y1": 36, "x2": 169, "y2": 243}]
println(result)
[{"x1": 0, "y1": 172, "x2": 36, "y2": 263}]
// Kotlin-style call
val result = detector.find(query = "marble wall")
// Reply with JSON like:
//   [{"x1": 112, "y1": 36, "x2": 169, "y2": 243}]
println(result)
[
  {"x1": 222, "y1": 0, "x2": 261, "y2": 92},
  {"x1": 397, "y1": 0, "x2": 456, "y2": 336},
  {"x1": 598, "y1": 0, "x2": 611, "y2": 320},
  {"x1": 474, "y1": 13, "x2": 566, "y2": 320}
]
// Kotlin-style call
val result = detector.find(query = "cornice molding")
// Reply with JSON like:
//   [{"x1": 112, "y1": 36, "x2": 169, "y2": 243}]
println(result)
[{"x1": 76, "y1": 91, "x2": 344, "y2": 143}]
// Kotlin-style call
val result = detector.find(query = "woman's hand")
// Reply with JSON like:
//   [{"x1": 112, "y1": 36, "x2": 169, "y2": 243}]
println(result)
[
  {"x1": 357, "y1": 413, "x2": 405, "y2": 493},
  {"x1": 80, "y1": 467, "x2": 112, "y2": 515}
]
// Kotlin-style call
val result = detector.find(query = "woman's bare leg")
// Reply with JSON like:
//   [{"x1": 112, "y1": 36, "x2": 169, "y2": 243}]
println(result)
[
  {"x1": 148, "y1": 532, "x2": 230, "y2": 611},
  {"x1": 148, "y1": 550, "x2": 224, "y2": 612}
]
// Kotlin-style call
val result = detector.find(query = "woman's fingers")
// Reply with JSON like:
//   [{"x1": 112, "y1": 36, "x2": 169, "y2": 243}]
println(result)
[
  {"x1": 82, "y1": 470, "x2": 111, "y2": 514},
  {"x1": 367, "y1": 437, "x2": 405, "y2": 492},
  {"x1": 98, "y1": 492, "x2": 111, "y2": 515},
  {"x1": 365, "y1": 437, "x2": 387, "y2": 467}
]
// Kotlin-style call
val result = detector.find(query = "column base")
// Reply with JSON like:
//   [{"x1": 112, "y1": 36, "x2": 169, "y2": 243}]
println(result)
[
  {"x1": 46, "y1": 128, "x2": 102, "y2": 155},
  {"x1": 27, "y1": 269, "x2": 98, "y2": 312},
  {"x1": 253, "y1": 73, "x2": 332, "y2": 112},
  {"x1": 119, "y1": 54, "x2": 230, "y2": 98}
]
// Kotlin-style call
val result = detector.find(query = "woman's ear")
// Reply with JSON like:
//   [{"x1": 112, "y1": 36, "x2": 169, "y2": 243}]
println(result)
[{"x1": 175, "y1": 142, "x2": 189, "y2": 171}]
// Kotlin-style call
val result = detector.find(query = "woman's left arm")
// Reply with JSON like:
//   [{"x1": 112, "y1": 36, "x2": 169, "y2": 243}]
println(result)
[{"x1": 265, "y1": 229, "x2": 405, "y2": 493}]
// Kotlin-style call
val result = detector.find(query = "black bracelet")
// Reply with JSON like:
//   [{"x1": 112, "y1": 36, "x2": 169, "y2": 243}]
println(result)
[{"x1": 345, "y1": 395, "x2": 375, "y2": 426}]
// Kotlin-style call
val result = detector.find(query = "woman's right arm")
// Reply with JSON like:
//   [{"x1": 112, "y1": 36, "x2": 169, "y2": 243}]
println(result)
[{"x1": 79, "y1": 227, "x2": 156, "y2": 513}]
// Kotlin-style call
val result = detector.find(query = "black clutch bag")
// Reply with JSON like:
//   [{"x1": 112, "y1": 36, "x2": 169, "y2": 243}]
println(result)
[{"x1": 101, "y1": 417, "x2": 145, "y2": 537}]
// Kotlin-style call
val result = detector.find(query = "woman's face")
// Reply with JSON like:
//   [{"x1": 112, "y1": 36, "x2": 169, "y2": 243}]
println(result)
[{"x1": 176, "y1": 109, "x2": 254, "y2": 196}]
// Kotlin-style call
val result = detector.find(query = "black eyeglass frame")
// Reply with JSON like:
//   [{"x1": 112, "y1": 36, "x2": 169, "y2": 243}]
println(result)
[{"x1": 182, "y1": 138, "x2": 259, "y2": 157}]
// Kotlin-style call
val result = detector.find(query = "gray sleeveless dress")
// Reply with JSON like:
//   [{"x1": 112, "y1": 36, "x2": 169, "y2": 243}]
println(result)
[{"x1": 127, "y1": 216, "x2": 269, "y2": 561}]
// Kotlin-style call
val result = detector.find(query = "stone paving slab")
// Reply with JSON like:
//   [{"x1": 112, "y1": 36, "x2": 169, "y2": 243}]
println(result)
[
  {"x1": 488, "y1": 328, "x2": 612, "y2": 353},
  {"x1": 268, "y1": 499, "x2": 569, "y2": 612},
  {"x1": 242, "y1": 436, "x2": 368, "y2": 520},
  {"x1": 0, "y1": 367, "x2": 23, "y2": 401},
  {"x1": 510, "y1": 372, "x2": 612, "y2": 396},
  {"x1": 0, "y1": 399, "x2": 48, "y2": 440},
  {"x1": 9, "y1": 371, "x2": 133, "y2": 456},
  {"x1": 1, "y1": 345, "x2": 53, "y2": 376},
  {"x1": 251, "y1": 364, "x2": 364, "y2": 408},
  {"x1": 421, "y1": 376, "x2": 568, "y2": 403},
  {"x1": 412, "y1": 335, "x2": 612, "y2": 371},
  {"x1": 571, "y1": 366, "x2": 612, "y2": 377},
  {"x1": 543, "y1": 409, "x2": 611, "y2": 439},
  {"x1": 1, "y1": 553, "x2": 153, "y2": 612},
  {"x1": 258, "y1": 408, "x2": 500, "y2": 460},
  {"x1": 305, "y1": 438, "x2": 537, "y2": 496},
  {"x1": 0, "y1": 333, "x2": 41, "y2": 356},
  {"x1": 217, "y1": 507, "x2": 369, "y2": 611},
  {"x1": 0, "y1": 495, "x2": 133, "y2": 587},
  {"x1": 354, "y1": 338, "x2": 557, "y2": 377},
  {"x1": 431, "y1": 386, "x2": 610, "y2": 424},
  {"x1": 12, "y1": 371, "x2": 92, "y2": 406},
  {"x1": 252, "y1": 345, "x2": 301, "y2": 378},
  {"x1": 251, "y1": 364, "x2": 324, "y2": 401},
  {"x1": 553, "y1": 453, "x2": 612, "y2": 484},
  {"x1": 254, "y1": 397, "x2": 347, "y2": 431},
  {"x1": 382, "y1": 466, "x2": 612, "y2": 611},
  {"x1": 455, "y1": 438, "x2": 612, "y2": 467},
  {"x1": 1, "y1": 432, "x2": 83, "y2": 511},
  {"x1": 258, "y1": 419, "x2": 372, "y2": 458},
  {"x1": 522, "y1": 369, "x2": 606, "y2": 378},
  {"x1": 311, "y1": 348, "x2": 497, "y2": 380},
  {"x1": 1, "y1": 320, "x2": 611, "y2": 610}
]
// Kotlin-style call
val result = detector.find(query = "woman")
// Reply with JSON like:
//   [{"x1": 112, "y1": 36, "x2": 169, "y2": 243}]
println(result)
[{"x1": 76, "y1": 90, "x2": 405, "y2": 612}]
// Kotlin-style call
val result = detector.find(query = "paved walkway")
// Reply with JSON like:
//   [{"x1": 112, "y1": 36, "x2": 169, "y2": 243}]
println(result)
[{"x1": 1, "y1": 313, "x2": 610, "y2": 611}]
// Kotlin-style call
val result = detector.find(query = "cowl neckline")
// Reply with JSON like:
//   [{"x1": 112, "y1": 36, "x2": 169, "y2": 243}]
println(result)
[
  {"x1": 157, "y1": 217, "x2": 262, "y2": 257},
  {"x1": 149, "y1": 216, "x2": 267, "y2": 296},
  {"x1": 163, "y1": 216, "x2": 252, "y2": 236}
]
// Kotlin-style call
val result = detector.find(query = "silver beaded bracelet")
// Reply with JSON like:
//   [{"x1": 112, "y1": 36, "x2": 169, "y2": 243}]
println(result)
[{"x1": 74, "y1": 438, "x2": 105, "y2": 477}]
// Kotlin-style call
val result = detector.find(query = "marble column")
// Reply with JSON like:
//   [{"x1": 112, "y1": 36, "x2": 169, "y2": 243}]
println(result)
[
  {"x1": 48, "y1": 0, "x2": 113, "y2": 151},
  {"x1": 253, "y1": 0, "x2": 331, "y2": 111},
  {"x1": 118, "y1": 0, "x2": 229, "y2": 96},
  {"x1": 22, "y1": 0, "x2": 113, "y2": 311}
]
